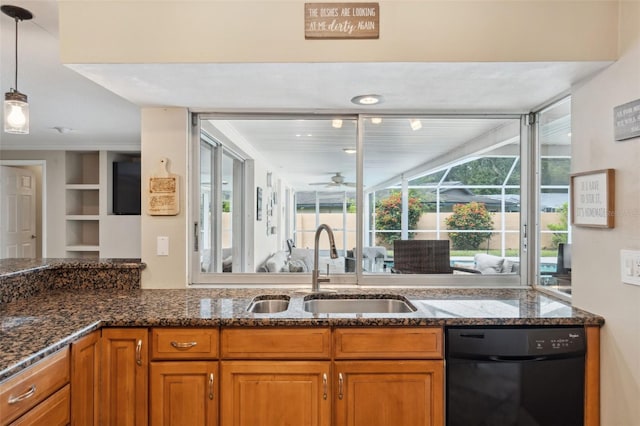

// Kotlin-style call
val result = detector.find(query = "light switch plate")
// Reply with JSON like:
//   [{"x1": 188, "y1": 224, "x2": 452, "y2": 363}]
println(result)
[
  {"x1": 157, "y1": 236, "x2": 169, "y2": 256},
  {"x1": 620, "y1": 250, "x2": 640, "y2": 286}
]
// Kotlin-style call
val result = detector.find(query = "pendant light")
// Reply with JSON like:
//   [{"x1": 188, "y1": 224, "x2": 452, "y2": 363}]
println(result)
[{"x1": 2, "y1": 5, "x2": 33, "y2": 135}]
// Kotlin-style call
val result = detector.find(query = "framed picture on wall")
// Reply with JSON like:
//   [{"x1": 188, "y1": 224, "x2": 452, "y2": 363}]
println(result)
[
  {"x1": 570, "y1": 169, "x2": 615, "y2": 228},
  {"x1": 256, "y1": 187, "x2": 263, "y2": 221}
]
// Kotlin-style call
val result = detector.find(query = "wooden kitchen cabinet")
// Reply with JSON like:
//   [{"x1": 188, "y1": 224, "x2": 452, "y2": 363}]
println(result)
[
  {"x1": 100, "y1": 328, "x2": 148, "y2": 426},
  {"x1": 334, "y1": 360, "x2": 444, "y2": 426},
  {"x1": 151, "y1": 328, "x2": 218, "y2": 361},
  {"x1": 71, "y1": 330, "x2": 100, "y2": 426},
  {"x1": 220, "y1": 327, "x2": 332, "y2": 426},
  {"x1": 0, "y1": 348, "x2": 70, "y2": 426},
  {"x1": 150, "y1": 361, "x2": 218, "y2": 426},
  {"x1": 220, "y1": 360, "x2": 331, "y2": 426},
  {"x1": 333, "y1": 327, "x2": 444, "y2": 426},
  {"x1": 149, "y1": 328, "x2": 220, "y2": 426},
  {"x1": 9, "y1": 384, "x2": 70, "y2": 426}
]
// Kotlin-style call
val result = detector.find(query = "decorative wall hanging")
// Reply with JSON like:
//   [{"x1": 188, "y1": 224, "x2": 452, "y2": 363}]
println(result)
[
  {"x1": 570, "y1": 168, "x2": 615, "y2": 228},
  {"x1": 614, "y1": 99, "x2": 640, "y2": 141},
  {"x1": 256, "y1": 187, "x2": 263, "y2": 221},
  {"x1": 147, "y1": 157, "x2": 179, "y2": 216}
]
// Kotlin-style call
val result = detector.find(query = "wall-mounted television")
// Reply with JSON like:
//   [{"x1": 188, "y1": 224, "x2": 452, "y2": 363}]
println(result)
[{"x1": 113, "y1": 161, "x2": 141, "y2": 215}]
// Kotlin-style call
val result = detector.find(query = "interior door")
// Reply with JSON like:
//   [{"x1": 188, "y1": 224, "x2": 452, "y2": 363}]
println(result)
[{"x1": 0, "y1": 166, "x2": 36, "y2": 258}]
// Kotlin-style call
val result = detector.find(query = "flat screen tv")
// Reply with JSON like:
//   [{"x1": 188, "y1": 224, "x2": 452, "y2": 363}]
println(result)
[{"x1": 113, "y1": 161, "x2": 141, "y2": 215}]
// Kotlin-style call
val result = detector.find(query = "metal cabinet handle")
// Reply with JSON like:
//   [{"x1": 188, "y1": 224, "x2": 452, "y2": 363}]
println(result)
[
  {"x1": 208, "y1": 373, "x2": 214, "y2": 400},
  {"x1": 171, "y1": 341, "x2": 198, "y2": 349},
  {"x1": 338, "y1": 373, "x2": 344, "y2": 400},
  {"x1": 322, "y1": 373, "x2": 328, "y2": 400},
  {"x1": 135, "y1": 339, "x2": 142, "y2": 366},
  {"x1": 8, "y1": 385, "x2": 36, "y2": 404}
]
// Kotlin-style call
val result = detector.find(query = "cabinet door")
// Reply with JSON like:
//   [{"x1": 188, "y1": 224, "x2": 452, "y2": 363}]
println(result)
[
  {"x1": 71, "y1": 331, "x2": 100, "y2": 426},
  {"x1": 334, "y1": 361, "x2": 444, "y2": 426},
  {"x1": 101, "y1": 328, "x2": 148, "y2": 426},
  {"x1": 220, "y1": 361, "x2": 331, "y2": 426},
  {"x1": 150, "y1": 361, "x2": 218, "y2": 426}
]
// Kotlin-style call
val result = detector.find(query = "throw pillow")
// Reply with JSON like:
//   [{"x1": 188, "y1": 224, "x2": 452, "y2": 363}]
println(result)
[{"x1": 474, "y1": 253, "x2": 505, "y2": 274}]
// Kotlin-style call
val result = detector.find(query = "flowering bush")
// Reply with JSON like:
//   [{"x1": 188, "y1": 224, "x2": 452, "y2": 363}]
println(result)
[
  {"x1": 445, "y1": 202, "x2": 494, "y2": 250},
  {"x1": 375, "y1": 191, "x2": 424, "y2": 246}
]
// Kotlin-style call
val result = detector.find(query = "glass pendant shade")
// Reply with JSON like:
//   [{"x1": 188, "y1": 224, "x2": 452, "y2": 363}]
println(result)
[{"x1": 4, "y1": 90, "x2": 29, "y2": 134}]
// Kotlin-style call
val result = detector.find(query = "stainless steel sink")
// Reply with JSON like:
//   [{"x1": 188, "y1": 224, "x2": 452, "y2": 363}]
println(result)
[
  {"x1": 303, "y1": 295, "x2": 416, "y2": 314},
  {"x1": 247, "y1": 296, "x2": 290, "y2": 313}
]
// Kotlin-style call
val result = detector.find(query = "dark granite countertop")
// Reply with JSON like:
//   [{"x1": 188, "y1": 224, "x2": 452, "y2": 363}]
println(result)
[
  {"x1": 0, "y1": 258, "x2": 145, "y2": 278},
  {"x1": 0, "y1": 286, "x2": 603, "y2": 382}
]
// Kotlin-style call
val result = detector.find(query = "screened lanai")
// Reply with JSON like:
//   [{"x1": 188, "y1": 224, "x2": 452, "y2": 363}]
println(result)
[{"x1": 196, "y1": 103, "x2": 572, "y2": 294}]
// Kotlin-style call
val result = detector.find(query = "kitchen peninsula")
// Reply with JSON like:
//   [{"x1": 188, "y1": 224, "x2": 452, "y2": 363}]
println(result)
[{"x1": 0, "y1": 259, "x2": 603, "y2": 426}]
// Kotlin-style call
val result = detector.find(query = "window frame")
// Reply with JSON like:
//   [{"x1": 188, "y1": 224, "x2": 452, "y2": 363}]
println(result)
[{"x1": 189, "y1": 113, "x2": 529, "y2": 287}]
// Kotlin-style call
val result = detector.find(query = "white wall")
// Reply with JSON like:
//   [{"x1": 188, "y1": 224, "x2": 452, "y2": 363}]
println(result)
[{"x1": 571, "y1": 2, "x2": 640, "y2": 424}]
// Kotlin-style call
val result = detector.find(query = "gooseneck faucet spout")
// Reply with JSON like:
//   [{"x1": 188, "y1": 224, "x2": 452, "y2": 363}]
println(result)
[{"x1": 312, "y1": 224, "x2": 339, "y2": 292}]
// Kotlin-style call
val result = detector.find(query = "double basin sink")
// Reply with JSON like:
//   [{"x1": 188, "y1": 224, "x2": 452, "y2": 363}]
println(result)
[{"x1": 247, "y1": 294, "x2": 416, "y2": 314}]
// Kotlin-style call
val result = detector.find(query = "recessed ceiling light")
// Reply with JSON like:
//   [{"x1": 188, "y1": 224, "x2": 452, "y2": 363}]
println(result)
[
  {"x1": 332, "y1": 119, "x2": 343, "y2": 128},
  {"x1": 409, "y1": 119, "x2": 422, "y2": 131},
  {"x1": 351, "y1": 94, "x2": 383, "y2": 105},
  {"x1": 343, "y1": 148, "x2": 356, "y2": 154},
  {"x1": 371, "y1": 117, "x2": 382, "y2": 124}
]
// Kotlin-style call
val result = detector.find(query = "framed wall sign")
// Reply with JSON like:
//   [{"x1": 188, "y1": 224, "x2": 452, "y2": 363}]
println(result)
[
  {"x1": 570, "y1": 169, "x2": 615, "y2": 228},
  {"x1": 256, "y1": 187, "x2": 263, "y2": 221}
]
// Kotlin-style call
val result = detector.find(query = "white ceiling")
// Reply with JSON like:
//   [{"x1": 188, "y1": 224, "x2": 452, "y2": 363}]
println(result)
[{"x1": 0, "y1": 0, "x2": 611, "y2": 187}]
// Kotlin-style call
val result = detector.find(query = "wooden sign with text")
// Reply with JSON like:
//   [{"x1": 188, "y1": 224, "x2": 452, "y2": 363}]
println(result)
[
  {"x1": 147, "y1": 158, "x2": 180, "y2": 216},
  {"x1": 305, "y1": 3, "x2": 379, "y2": 39}
]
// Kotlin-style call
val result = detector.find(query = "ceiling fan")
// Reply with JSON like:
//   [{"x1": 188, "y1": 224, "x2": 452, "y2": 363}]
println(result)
[{"x1": 309, "y1": 172, "x2": 356, "y2": 188}]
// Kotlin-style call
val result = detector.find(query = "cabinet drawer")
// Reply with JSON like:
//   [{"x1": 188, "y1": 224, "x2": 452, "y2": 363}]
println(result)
[
  {"x1": 151, "y1": 328, "x2": 219, "y2": 360},
  {"x1": 0, "y1": 347, "x2": 70, "y2": 426},
  {"x1": 334, "y1": 328, "x2": 443, "y2": 359},
  {"x1": 10, "y1": 384, "x2": 70, "y2": 426},
  {"x1": 221, "y1": 328, "x2": 331, "y2": 359}
]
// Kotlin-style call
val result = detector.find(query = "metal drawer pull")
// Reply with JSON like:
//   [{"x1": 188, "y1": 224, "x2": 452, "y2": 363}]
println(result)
[
  {"x1": 135, "y1": 339, "x2": 142, "y2": 366},
  {"x1": 170, "y1": 341, "x2": 198, "y2": 349},
  {"x1": 8, "y1": 385, "x2": 36, "y2": 404},
  {"x1": 208, "y1": 373, "x2": 214, "y2": 400},
  {"x1": 338, "y1": 373, "x2": 344, "y2": 400},
  {"x1": 322, "y1": 373, "x2": 327, "y2": 400}
]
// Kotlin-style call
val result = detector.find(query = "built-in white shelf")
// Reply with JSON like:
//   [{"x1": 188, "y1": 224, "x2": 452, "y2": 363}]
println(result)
[{"x1": 64, "y1": 150, "x2": 141, "y2": 259}]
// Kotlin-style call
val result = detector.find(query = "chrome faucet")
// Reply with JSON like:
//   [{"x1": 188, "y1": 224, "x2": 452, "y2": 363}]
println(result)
[{"x1": 312, "y1": 224, "x2": 339, "y2": 292}]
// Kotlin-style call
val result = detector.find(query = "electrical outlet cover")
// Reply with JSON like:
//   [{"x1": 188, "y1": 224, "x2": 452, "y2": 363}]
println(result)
[{"x1": 620, "y1": 250, "x2": 640, "y2": 286}]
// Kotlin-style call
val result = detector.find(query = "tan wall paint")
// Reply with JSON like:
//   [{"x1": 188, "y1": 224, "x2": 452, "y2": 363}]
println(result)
[
  {"x1": 571, "y1": 2, "x2": 640, "y2": 424},
  {"x1": 59, "y1": 1, "x2": 618, "y2": 63},
  {"x1": 140, "y1": 108, "x2": 189, "y2": 288}
]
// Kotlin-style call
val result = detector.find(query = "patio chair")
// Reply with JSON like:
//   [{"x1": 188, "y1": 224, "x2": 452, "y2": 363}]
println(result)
[{"x1": 391, "y1": 240, "x2": 479, "y2": 274}]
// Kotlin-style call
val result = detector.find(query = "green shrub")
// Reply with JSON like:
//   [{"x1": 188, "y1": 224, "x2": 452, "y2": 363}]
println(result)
[
  {"x1": 375, "y1": 191, "x2": 424, "y2": 246},
  {"x1": 547, "y1": 202, "x2": 569, "y2": 249},
  {"x1": 445, "y1": 202, "x2": 494, "y2": 250}
]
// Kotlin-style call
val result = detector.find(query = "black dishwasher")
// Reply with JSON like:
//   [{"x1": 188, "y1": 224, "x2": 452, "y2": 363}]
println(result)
[{"x1": 446, "y1": 327, "x2": 585, "y2": 426}]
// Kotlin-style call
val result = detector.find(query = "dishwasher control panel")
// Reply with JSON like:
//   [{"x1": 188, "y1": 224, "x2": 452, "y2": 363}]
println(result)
[
  {"x1": 528, "y1": 328, "x2": 585, "y2": 355},
  {"x1": 447, "y1": 327, "x2": 586, "y2": 358}
]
